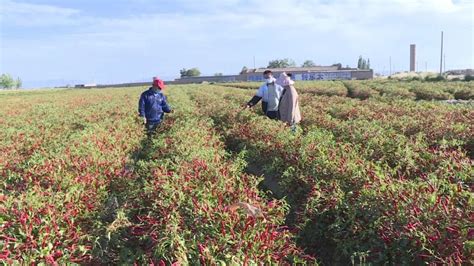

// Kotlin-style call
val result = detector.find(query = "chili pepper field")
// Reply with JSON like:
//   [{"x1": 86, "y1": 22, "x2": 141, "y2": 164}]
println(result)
[{"x1": 1, "y1": 81, "x2": 473, "y2": 265}]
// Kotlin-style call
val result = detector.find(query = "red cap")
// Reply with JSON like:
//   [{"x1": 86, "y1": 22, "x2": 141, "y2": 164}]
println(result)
[{"x1": 152, "y1": 77, "x2": 165, "y2": 90}]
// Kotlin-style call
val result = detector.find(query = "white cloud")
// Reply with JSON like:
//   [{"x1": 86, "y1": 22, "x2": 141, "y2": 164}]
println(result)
[
  {"x1": 2, "y1": 0, "x2": 471, "y2": 36},
  {"x1": 1, "y1": 0, "x2": 79, "y2": 15},
  {"x1": 1, "y1": 0, "x2": 82, "y2": 26},
  {"x1": 1, "y1": 0, "x2": 472, "y2": 86}
]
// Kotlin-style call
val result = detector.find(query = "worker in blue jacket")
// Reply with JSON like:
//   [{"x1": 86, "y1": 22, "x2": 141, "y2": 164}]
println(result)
[{"x1": 138, "y1": 77, "x2": 172, "y2": 136}]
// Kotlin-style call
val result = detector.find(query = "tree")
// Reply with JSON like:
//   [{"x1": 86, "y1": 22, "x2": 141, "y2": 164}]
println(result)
[
  {"x1": 180, "y1": 68, "x2": 201, "y2": 77},
  {"x1": 357, "y1": 56, "x2": 363, "y2": 69},
  {"x1": 357, "y1": 56, "x2": 371, "y2": 70},
  {"x1": 267, "y1": 58, "x2": 296, "y2": 68},
  {"x1": 0, "y1": 74, "x2": 16, "y2": 89},
  {"x1": 301, "y1": 60, "x2": 316, "y2": 67},
  {"x1": 240, "y1": 66, "x2": 249, "y2": 74},
  {"x1": 180, "y1": 68, "x2": 187, "y2": 77},
  {"x1": 15, "y1": 77, "x2": 22, "y2": 89},
  {"x1": 214, "y1": 73, "x2": 223, "y2": 76},
  {"x1": 187, "y1": 68, "x2": 201, "y2": 77}
]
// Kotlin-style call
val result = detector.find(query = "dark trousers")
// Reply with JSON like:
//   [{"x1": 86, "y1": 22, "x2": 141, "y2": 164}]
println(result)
[
  {"x1": 261, "y1": 102, "x2": 279, "y2": 120},
  {"x1": 145, "y1": 122, "x2": 161, "y2": 137},
  {"x1": 266, "y1": 111, "x2": 279, "y2": 120}
]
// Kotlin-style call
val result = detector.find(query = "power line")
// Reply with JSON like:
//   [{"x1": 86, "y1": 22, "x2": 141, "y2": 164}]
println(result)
[
  {"x1": 389, "y1": 56, "x2": 392, "y2": 76},
  {"x1": 444, "y1": 54, "x2": 446, "y2": 72},
  {"x1": 440, "y1": 31, "x2": 444, "y2": 75}
]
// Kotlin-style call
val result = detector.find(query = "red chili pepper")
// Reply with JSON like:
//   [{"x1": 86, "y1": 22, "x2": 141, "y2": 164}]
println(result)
[{"x1": 446, "y1": 226, "x2": 458, "y2": 234}]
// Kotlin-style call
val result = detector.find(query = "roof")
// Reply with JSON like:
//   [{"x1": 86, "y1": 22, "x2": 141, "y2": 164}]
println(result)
[
  {"x1": 246, "y1": 66, "x2": 341, "y2": 73},
  {"x1": 178, "y1": 75, "x2": 237, "y2": 79}
]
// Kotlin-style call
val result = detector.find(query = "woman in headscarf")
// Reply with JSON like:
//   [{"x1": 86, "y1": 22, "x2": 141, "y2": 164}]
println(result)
[{"x1": 277, "y1": 72, "x2": 301, "y2": 126}]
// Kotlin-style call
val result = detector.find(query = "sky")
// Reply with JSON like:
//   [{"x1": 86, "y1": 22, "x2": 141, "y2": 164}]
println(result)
[{"x1": 0, "y1": 0, "x2": 473, "y2": 88}]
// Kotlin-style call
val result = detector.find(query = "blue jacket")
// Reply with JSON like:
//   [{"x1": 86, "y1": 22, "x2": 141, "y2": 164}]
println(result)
[{"x1": 138, "y1": 88, "x2": 171, "y2": 123}]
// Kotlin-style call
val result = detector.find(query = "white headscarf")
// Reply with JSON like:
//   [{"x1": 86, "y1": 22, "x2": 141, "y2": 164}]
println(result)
[{"x1": 276, "y1": 72, "x2": 295, "y2": 86}]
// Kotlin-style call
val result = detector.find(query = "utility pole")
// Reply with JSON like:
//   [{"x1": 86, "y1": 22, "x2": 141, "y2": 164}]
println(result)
[
  {"x1": 443, "y1": 54, "x2": 446, "y2": 72},
  {"x1": 410, "y1": 44, "x2": 416, "y2": 72},
  {"x1": 389, "y1": 56, "x2": 392, "y2": 76},
  {"x1": 253, "y1": 56, "x2": 256, "y2": 69},
  {"x1": 440, "y1": 31, "x2": 444, "y2": 75},
  {"x1": 425, "y1": 61, "x2": 428, "y2": 72}
]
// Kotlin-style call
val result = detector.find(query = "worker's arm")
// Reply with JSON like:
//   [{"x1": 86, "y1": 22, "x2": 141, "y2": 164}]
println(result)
[
  {"x1": 246, "y1": 84, "x2": 265, "y2": 108},
  {"x1": 246, "y1": 95, "x2": 262, "y2": 108},
  {"x1": 138, "y1": 93, "x2": 147, "y2": 124},
  {"x1": 138, "y1": 93, "x2": 146, "y2": 117},
  {"x1": 161, "y1": 95, "x2": 172, "y2": 113}
]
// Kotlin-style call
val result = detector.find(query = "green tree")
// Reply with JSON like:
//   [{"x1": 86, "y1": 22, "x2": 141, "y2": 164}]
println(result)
[
  {"x1": 214, "y1": 73, "x2": 223, "y2": 76},
  {"x1": 0, "y1": 74, "x2": 16, "y2": 89},
  {"x1": 301, "y1": 60, "x2": 316, "y2": 67},
  {"x1": 267, "y1": 58, "x2": 296, "y2": 68},
  {"x1": 187, "y1": 68, "x2": 201, "y2": 77},
  {"x1": 357, "y1": 56, "x2": 371, "y2": 70},
  {"x1": 240, "y1": 66, "x2": 249, "y2": 74},
  {"x1": 15, "y1": 77, "x2": 22, "y2": 89},
  {"x1": 357, "y1": 56, "x2": 363, "y2": 69},
  {"x1": 180, "y1": 68, "x2": 201, "y2": 77},
  {"x1": 180, "y1": 68, "x2": 187, "y2": 77}
]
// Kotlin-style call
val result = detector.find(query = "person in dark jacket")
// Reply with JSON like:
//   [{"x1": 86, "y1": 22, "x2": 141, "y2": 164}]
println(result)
[
  {"x1": 138, "y1": 77, "x2": 171, "y2": 136},
  {"x1": 245, "y1": 70, "x2": 284, "y2": 119}
]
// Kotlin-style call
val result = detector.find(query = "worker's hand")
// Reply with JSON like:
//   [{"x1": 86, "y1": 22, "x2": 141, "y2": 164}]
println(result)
[
  {"x1": 143, "y1": 117, "x2": 147, "y2": 124},
  {"x1": 243, "y1": 104, "x2": 250, "y2": 110}
]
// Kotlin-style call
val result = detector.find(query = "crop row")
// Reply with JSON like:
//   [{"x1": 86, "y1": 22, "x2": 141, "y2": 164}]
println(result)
[
  {"x1": 92, "y1": 87, "x2": 313, "y2": 264},
  {"x1": 0, "y1": 86, "x2": 313, "y2": 264},
  {"x1": 188, "y1": 85, "x2": 474, "y2": 264},
  {"x1": 298, "y1": 93, "x2": 474, "y2": 158},
  {"x1": 1, "y1": 88, "x2": 143, "y2": 264},
  {"x1": 221, "y1": 80, "x2": 474, "y2": 100}
]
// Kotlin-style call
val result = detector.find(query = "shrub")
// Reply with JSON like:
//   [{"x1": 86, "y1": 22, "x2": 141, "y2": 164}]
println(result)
[
  {"x1": 454, "y1": 89, "x2": 474, "y2": 100},
  {"x1": 410, "y1": 87, "x2": 453, "y2": 100},
  {"x1": 300, "y1": 81, "x2": 348, "y2": 97},
  {"x1": 344, "y1": 82, "x2": 379, "y2": 100},
  {"x1": 410, "y1": 76, "x2": 422, "y2": 81},
  {"x1": 380, "y1": 87, "x2": 416, "y2": 99},
  {"x1": 425, "y1": 75, "x2": 446, "y2": 82}
]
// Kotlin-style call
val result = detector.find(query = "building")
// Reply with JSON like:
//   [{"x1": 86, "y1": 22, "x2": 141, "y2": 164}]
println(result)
[
  {"x1": 172, "y1": 75, "x2": 238, "y2": 84},
  {"x1": 73, "y1": 65, "x2": 374, "y2": 88},
  {"x1": 74, "y1": 83, "x2": 97, "y2": 88},
  {"x1": 240, "y1": 66, "x2": 373, "y2": 81},
  {"x1": 173, "y1": 65, "x2": 373, "y2": 84},
  {"x1": 444, "y1": 69, "x2": 473, "y2": 75},
  {"x1": 410, "y1": 44, "x2": 416, "y2": 72}
]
